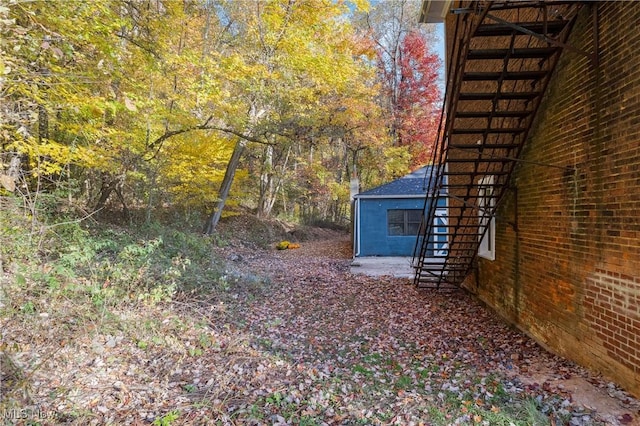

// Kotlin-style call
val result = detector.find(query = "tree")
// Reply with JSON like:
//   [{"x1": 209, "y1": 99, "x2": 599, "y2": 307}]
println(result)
[
  {"x1": 360, "y1": 0, "x2": 441, "y2": 169},
  {"x1": 1, "y1": 0, "x2": 235, "y2": 223},
  {"x1": 1, "y1": 0, "x2": 129, "y2": 222},
  {"x1": 1, "y1": 0, "x2": 431, "y2": 231},
  {"x1": 202, "y1": 0, "x2": 379, "y2": 232},
  {"x1": 396, "y1": 30, "x2": 441, "y2": 166}
]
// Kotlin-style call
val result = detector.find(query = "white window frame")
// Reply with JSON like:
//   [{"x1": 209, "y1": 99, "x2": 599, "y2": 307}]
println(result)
[
  {"x1": 478, "y1": 175, "x2": 496, "y2": 261},
  {"x1": 432, "y1": 207, "x2": 449, "y2": 257},
  {"x1": 387, "y1": 209, "x2": 422, "y2": 236}
]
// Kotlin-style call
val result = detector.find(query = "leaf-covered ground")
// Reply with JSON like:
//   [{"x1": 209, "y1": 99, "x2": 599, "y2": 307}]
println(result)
[{"x1": 1, "y1": 231, "x2": 639, "y2": 425}]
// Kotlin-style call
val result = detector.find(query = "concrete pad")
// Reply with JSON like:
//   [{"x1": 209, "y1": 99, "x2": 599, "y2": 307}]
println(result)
[{"x1": 350, "y1": 256, "x2": 415, "y2": 279}]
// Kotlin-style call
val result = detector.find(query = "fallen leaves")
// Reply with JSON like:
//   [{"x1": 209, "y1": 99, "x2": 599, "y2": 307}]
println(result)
[{"x1": 2, "y1": 233, "x2": 639, "y2": 425}]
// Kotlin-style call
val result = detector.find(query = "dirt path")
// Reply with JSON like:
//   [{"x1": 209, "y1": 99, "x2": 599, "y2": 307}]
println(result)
[{"x1": 227, "y1": 236, "x2": 640, "y2": 425}]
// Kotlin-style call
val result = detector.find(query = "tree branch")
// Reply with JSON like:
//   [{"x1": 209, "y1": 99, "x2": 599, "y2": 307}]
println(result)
[
  {"x1": 115, "y1": 31, "x2": 162, "y2": 60},
  {"x1": 144, "y1": 117, "x2": 273, "y2": 161}
]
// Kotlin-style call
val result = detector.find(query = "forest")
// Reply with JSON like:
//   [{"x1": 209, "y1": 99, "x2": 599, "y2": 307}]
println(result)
[{"x1": 0, "y1": 0, "x2": 441, "y2": 232}]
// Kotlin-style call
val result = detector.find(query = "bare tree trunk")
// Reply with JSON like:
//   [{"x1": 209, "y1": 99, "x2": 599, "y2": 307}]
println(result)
[
  {"x1": 204, "y1": 138, "x2": 246, "y2": 234},
  {"x1": 204, "y1": 104, "x2": 265, "y2": 234},
  {"x1": 94, "y1": 175, "x2": 116, "y2": 211},
  {"x1": 38, "y1": 104, "x2": 48, "y2": 143},
  {"x1": 7, "y1": 155, "x2": 22, "y2": 182},
  {"x1": 114, "y1": 186, "x2": 130, "y2": 222},
  {"x1": 258, "y1": 145, "x2": 292, "y2": 218},
  {"x1": 257, "y1": 145, "x2": 273, "y2": 218}
]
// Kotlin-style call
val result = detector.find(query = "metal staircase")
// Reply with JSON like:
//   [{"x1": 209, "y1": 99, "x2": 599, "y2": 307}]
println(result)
[{"x1": 413, "y1": 1, "x2": 584, "y2": 289}]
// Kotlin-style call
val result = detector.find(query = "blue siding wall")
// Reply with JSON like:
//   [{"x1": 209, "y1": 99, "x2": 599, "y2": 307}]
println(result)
[{"x1": 357, "y1": 197, "x2": 445, "y2": 256}]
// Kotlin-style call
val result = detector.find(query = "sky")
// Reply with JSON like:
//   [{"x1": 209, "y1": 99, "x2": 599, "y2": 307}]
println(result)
[{"x1": 433, "y1": 22, "x2": 447, "y2": 92}]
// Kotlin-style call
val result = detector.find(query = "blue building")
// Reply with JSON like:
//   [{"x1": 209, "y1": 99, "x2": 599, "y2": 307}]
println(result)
[{"x1": 353, "y1": 166, "x2": 447, "y2": 257}]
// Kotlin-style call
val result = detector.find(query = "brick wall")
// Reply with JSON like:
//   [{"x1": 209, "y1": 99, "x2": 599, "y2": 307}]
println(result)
[{"x1": 475, "y1": 2, "x2": 640, "y2": 396}]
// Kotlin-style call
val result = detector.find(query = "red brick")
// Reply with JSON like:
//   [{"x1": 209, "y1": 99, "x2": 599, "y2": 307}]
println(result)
[{"x1": 457, "y1": 2, "x2": 640, "y2": 397}]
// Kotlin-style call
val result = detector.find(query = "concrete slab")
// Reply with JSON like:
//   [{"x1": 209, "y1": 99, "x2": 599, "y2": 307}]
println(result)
[{"x1": 350, "y1": 256, "x2": 415, "y2": 279}]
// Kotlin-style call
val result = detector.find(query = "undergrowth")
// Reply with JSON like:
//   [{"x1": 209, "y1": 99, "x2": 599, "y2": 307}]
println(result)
[
  {"x1": 4, "y1": 219, "x2": 224, "y2": 307},
  {"x1": 0, "y1": 200, "x2": 238, "y2": 413}
]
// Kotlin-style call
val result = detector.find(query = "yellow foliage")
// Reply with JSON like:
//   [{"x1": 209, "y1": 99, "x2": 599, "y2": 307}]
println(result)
[
  {"x1": 1, "y1": 0, "x2": 388, "y2": 224},
  {"x1": 276, "y1": 241, "x2": 290, "y2": 250},
  {"x1": 8, "y1": 137, "x2": 95, "y2": 176},
  {"x1": 348, "y1": 0, "x2": 370, "y2": 13},
  {"x1": 276, "y1": 241, "x2": 300, "y2": 250},
  {"x1": 158, "y1": 133, "x2": 236, "y2": 207}
]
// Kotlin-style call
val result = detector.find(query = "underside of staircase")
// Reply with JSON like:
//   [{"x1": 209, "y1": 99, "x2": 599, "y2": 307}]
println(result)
[{"x1": 413, "y1": 1, "x2": 586, "y2": 289}]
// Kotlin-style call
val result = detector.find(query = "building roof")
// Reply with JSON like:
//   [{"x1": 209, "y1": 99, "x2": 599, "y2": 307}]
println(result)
[
  {"x1": 355, "y1": 166, "x2": 440, "y2": 199},
  {"x1": 419, "y1": 0, "x2": 453, "y2": 23}
]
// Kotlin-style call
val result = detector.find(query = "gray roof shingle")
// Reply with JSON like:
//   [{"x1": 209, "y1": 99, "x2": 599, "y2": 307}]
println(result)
[{"x1": 356, "y1": 166, "x2": 441, "y2": 198}]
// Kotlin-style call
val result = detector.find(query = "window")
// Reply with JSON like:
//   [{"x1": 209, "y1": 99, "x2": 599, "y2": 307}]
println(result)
[
  {"x1": 388, "y1": 209, "x2": 422, "y2": 236},
  {"x1": 478, "y1": 176, "x2": 496, "y2": 260}
]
